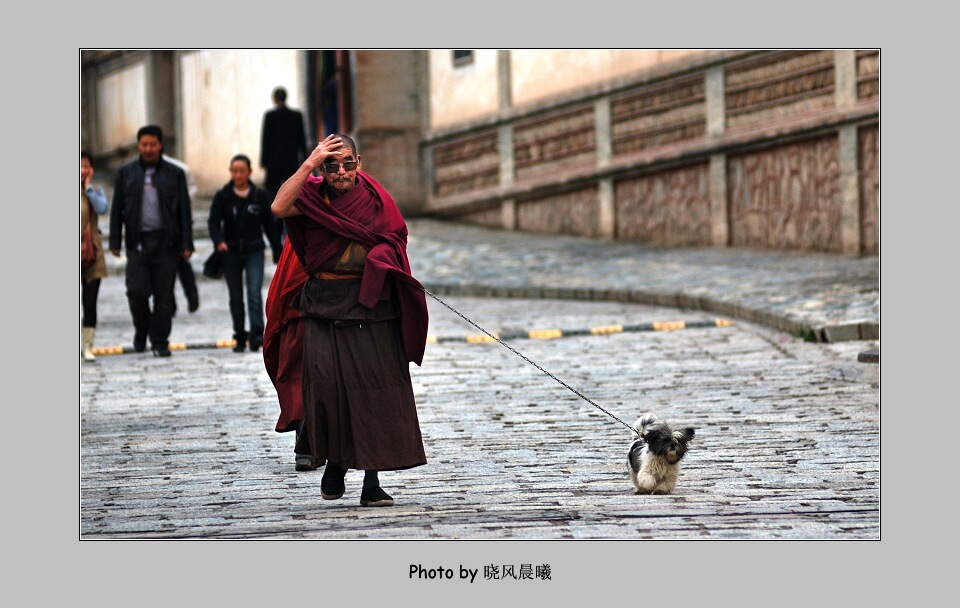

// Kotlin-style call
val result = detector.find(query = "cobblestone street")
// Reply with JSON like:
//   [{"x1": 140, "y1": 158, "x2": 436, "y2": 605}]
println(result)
[{"x1": 80, "y1": 218, "x2": 879, "y2": 540}]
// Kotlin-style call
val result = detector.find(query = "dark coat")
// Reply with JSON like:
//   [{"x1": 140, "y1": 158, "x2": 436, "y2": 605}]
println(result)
[
  {"x1": 109, "y1": 156, "x2": 194, "y2": 253},
  {"x1": 208, "y1": 181, "x2": 282, "y2": 261},
  {"x1": 260, "y1": 105, "x2": 307, "y2": 174}
]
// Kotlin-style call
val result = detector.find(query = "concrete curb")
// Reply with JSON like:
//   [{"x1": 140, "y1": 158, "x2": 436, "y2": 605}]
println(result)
[
  {"x1": 423, "y1": 283, "x2": 877, "y2": 344},
  {"x1": 430, "y1": 317, "x2": 735, "y2": 343},
  {"x1": 89, "y1": 317, "x2": 736, "y2": 357}
]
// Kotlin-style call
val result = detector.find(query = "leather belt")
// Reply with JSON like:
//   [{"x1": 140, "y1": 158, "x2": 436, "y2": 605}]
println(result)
[{"x1": 312, "y1": 271, "x2": 362, "y2": 280}]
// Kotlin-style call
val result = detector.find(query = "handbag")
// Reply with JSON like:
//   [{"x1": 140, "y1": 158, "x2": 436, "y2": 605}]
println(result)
[
  {"x1": 203, "y1": 249, "x2": 224, "y2": 279},
  {"x1": 81, "y1": 201, "x2": 96, "y2": 270}
]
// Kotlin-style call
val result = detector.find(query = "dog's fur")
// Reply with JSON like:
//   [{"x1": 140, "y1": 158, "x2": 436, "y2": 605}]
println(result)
[{"x1": 627, "y1": 412, "x2": 695, "y2": 494}]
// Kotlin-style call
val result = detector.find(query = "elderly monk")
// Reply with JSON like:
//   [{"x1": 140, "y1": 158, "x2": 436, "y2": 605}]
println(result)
[{"x1": 268, "y1": 133, "x2": 428, "y2": 507}]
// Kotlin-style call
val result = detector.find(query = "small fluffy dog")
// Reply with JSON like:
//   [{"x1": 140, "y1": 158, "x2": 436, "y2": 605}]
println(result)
[{"x1": 627, "y1": 412, "x2": 695, "y2": 494}]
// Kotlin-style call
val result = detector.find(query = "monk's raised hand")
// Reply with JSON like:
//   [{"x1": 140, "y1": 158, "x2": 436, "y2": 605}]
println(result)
[{"x1": 307, "y1": 134, "x2": 343, "y2": 169}]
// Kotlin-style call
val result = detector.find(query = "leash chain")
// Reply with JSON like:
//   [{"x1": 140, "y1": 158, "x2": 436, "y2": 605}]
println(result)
[{"x1": 422, "y1": 288, "x2": 635, "y2": 432}]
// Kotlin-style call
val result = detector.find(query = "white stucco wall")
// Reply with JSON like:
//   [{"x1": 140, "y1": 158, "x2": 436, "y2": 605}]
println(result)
[
  {"x1": 178, "y1": 49, "x2": 306, "y2": 196},
  {"x1": 428, "y1": 49, "x2": 500, "y2": 131},
  {"x1": 510, "y1": 49, "x2": 703, "y2": 106},
  {"x1": 96, "y1": 62, "x2": 147, "y2": 152},
  {"x1": 428, "y1": 49, "x2": 705, "y2": 131}
]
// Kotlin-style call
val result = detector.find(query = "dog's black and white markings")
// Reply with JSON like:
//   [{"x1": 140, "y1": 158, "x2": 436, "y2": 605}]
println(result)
[{"x1": 627, "y1": 412, "x2": 695, "y2": 494}]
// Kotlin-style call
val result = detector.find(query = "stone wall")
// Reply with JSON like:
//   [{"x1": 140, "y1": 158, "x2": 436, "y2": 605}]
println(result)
[
  {"x1": 858, "y1": 125, "x2": 879, "y2": 255},
  {"x1": 611, "y1": 74, "x2": 706, "y2": 156},
  {"x1": 727, "y1": 136, "x2": 841, "y2": 252},
  {"x1": 81, "y1": 49, "x2": 880, "y2": 253},
  {"x1": 433, "y1": 131, "x2": 500, "y2": 197},
  {"x1": 422, "y1": 50, "x2": 880, "y2": 255},
  {"x1": 517, "y1": 187, "x2": 601, "y2": 237},
  {"x1": 513, "y1": 106, "x2": 596, "y2": 182},
  {"x1": 724, "y1": 50, "x2": 836, "y2": 132},
  {"x1": 615, "y1": 164, "x2": 711, "y2": 246}
]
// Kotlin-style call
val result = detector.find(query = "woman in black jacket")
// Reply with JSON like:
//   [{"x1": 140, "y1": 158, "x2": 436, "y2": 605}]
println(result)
[{"x1": 208, "y1": 154, "x2": 282, "y2": 352}]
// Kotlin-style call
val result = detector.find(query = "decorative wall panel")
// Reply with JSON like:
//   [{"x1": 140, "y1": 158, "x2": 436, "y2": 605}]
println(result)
[
  {"x1": 611, "y1": 76, "x2": 706, "y2": 157},
  {"x1": 513, "y1": 106, "x2": 595, "y2": 181},
  {"x1": 728, "y1": 136, "x2": 842, "y2": 252},
  {"x1": 859, "y1": 125, "x2": 879, "y2": 254},
  {"x1": 517, "y1": 187, "x2": 600, "y2": 237},
  {"x1": 432, "y1": 131, "x2": 500, "y2": 197},
  {"x1": 615, "y1": 164, "x2": 711, "y2": 246},
  {"x1": 725, "y1": 50, "x2": 835, "y2": 132},
  {"x1": 856, "y1": 50, "x2": 879, "y2": 100}
]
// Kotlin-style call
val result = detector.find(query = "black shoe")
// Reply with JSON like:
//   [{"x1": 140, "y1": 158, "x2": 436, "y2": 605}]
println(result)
[
  {"x1": 320, "y1": 468, "x2": 346, "y2": 500},
  {"x1": 233, "y1": 341, "x2": 245, "y2": 353},
  {"x1": 360, "y1": 486, "x2": 394, "y2": 507},
  {"x1": 152, "y1": 346, "x2": 172, "y2": 357},
  {"x1": 249, "y1": 339, "x2": 262, "y2": 352},
  {"x1": 188, "y1": 294, "x2": 200, "y2": 313},
  {"x1": 295, "y1": 454, "x2": 316, "y2": 472},
  {"x1": 134, "y1": 334, "x2": 147, "y2": 353}
]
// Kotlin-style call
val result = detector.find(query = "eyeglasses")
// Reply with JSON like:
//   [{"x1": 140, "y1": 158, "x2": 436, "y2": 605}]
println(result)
[{"x1": 322, "y1": 160, "x2": 359, "y2": 173}]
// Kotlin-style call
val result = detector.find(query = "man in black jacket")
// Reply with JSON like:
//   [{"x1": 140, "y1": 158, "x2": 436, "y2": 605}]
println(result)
[
  {"x1": 260, "y1": 87, "x2": 308, "y2": 199},
  {"x1": 109, "y1": 125, "x2": 195, "y2": 357}
]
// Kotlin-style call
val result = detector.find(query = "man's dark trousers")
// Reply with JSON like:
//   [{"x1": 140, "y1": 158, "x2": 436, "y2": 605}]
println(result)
[
  {"x1": 125, "y1": 231, "x2": 179, "y2": 350},
  {"x1": 265, "y1": 168, "x2": 298, "y2": 200},
  {"x1": 178, "y1": 257, "x2": 199, "y2": 312}
]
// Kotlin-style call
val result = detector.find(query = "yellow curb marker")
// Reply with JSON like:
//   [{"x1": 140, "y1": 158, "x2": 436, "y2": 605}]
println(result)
[
  {"x1": 590, "y1": 324, "x2": 624, "y2": 335},
  {"x1": 91, "y1": 345, "x2": 125, "y2": 355},
  {"x1": 528, "y1": 329, "x2": 563, "y2": 340},
  {"x1": 652, "y1": 321, "x2": 686, "y2": 331},
  {"x1": 466, "y1": 334, "x2": 498, "y2": 343}
]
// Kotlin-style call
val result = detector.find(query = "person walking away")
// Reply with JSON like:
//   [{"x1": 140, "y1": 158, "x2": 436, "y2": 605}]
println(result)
[
  {"x1": 260, "y1": 86, "x2": 307, "y2": 246},
  {"x1": 109, "y1": 125, "x2": 195, "y2": 357},
  {"x1": 260, "y1": 86, "x2": 307, "y2": 199},
  {"x1": 164, "y1": 155, "x2": 200, "y2": 315},
  {"x1": 271, "y1": 133, "x2": 429, "y2": 507},
  {"x1": 81, "y1": 151, "x2": 109, "y2": 362},
  {"x1": 208, "y1": 154, "x2": 281, "y2": 352}
]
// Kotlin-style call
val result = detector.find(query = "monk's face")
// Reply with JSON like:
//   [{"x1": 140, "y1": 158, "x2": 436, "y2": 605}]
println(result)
[{"x1": 322, "y1": 150, "x2": 360, "y2": 195}]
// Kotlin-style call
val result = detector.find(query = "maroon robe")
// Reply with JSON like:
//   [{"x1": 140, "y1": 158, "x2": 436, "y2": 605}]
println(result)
[
  {"x1": 265, "y1": 171, "x2": 428, "y2": 470},
  {"x1": 263, "y1": 238, "x2": 308, "y2": 432},
  {"x1": 284, "y1": 172, "x2": 428, "y2": 365}
]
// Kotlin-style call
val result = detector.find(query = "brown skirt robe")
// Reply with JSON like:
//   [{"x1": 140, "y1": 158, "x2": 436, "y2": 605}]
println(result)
[{"x1": 294, "y1": 277, "x2": 427, "y2": 471}]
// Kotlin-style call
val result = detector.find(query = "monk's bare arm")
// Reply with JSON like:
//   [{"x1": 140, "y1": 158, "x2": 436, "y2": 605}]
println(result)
[{"x1": 272, "y1": 134, "x2": 343, "y2": 218}]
